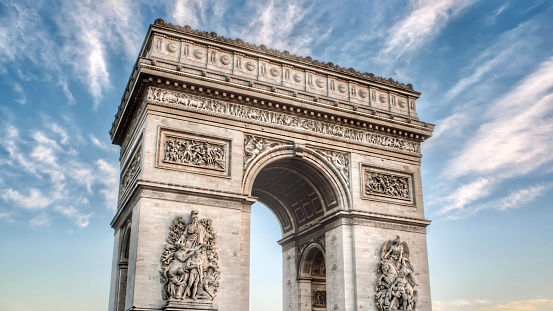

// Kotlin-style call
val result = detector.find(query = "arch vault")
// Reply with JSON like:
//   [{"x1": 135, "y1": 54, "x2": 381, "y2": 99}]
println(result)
[{"x1": 108, "y1": 19, "x2": 435, "y2": 311}]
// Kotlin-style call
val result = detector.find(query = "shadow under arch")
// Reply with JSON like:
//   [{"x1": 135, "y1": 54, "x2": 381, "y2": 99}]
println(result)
[{"x1": 242, "y1": 145, "x2": 351, "y2": 237}]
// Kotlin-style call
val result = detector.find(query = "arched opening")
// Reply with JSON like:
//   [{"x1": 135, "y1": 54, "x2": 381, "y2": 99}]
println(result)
[
  {"x1": 298, "y1": 245, "x2": 327, "y2": 311},
  {"x1": 247, "y1": 155, "x2": 340, "y2": 311},
  {"x1": 249, "y1": 201, "x2": 283, "y2": 311},
  {"x1": 115, "y1": 224, "x2": 131, "y2": 311}
]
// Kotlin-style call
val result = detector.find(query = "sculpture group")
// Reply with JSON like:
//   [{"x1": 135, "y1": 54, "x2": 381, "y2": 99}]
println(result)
[
  {"x1": 375, "y1": 236, "x2": 418, "y2": 311},
  {"x1": 160, "y1": 211, "x2": 220, "y2": 302}
]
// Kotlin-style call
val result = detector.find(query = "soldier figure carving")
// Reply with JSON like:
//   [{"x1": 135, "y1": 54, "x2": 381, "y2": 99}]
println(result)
[
  {"x1": 375, "y1": 236, "x2": 418, "y2": 311},
  {"x1": 160, "y1": 211, "x2": 220, "y2": 302}
]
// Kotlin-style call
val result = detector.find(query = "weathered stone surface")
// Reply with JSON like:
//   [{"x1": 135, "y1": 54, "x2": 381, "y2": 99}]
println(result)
[{"x1": 108, "y1": 20, "x2": 434, "y2": 311}]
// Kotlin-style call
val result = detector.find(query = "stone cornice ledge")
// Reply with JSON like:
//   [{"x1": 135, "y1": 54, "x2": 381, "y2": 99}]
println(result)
[{"x1": 152, "y1": 18, "x2": 419, "y2": 94}]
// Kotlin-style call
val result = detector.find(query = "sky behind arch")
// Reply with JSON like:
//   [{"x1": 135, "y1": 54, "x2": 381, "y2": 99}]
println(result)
[{"x1": 0, "y1": 1, "x2": 552, "y2": 310}]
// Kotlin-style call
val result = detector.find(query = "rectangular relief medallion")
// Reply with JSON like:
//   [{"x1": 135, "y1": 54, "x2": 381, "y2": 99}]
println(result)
[
  {"x1": 157, "y1": 128, "x2": 230, "y2": 177},
  {"x1": 361, "y1": 165, "x2": 414, "y2": 206}
]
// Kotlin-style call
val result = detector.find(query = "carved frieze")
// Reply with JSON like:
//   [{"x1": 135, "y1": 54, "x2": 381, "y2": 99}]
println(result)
[
  {"x1": 147, "y1": 87, "x2": 420, "y2": 153},
  {"x1": 157, "y1": 128, "x2": 230, "y2": 176},
  {"x1": 119, "y1": 145, "x2": 141, "y2": 198},
  {"x1": 244, "y1": 135, "x2": 284, "y2": 169},
  {"x1": 160, "y1": 211, "x2": 220, "y2": 305},
  {"x1": 362, "y1": 166, "x2": 413, "y2": 204},
  {"x1": 314, "y1": 149, "x2": 350, "y2": 187},
  {"x1": 375, "y1": 236, "x2": 418, "y2": 311},
  {"x1": 365, "y1": 173, "x2": 410, "y2": 200}
]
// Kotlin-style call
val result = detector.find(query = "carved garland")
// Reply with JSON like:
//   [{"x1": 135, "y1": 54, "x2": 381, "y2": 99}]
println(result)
[
  {"x1": 160, "y1": 211, "x2": 220, "y2": 305},
  {"x1": 375, "y1": 236, "x2": 418, "y2": 311},
  {"x1": 147, "y1": 87, "x2": 420, "y2": 153}
]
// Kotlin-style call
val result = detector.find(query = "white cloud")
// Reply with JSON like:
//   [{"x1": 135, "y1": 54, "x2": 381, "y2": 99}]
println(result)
[
  {"x1": 97, "y1": 159, "x2": 119, "y2": 211},
  {"x1": 54, "y1": 205, "x2": 93, "y2": 228},
  {"x1": 484, "y1": 2, "x2": 510, "y2": 26},
  {"x1": 0, "y1": 121, "x2": 120, "y2": 227},
  {"x1": 29, "y1": 212, "x2": 52, "y2": 229},
  {"x1": 0, "y1": 212, "x2": 13, "y2": 222},
  {"x1": 496, "y1": 183, "x2": 552, "y2": 211},
  {"x1": 383, "y1": 0, "x2": 474, "y2": 58},
  {"x1": 90, "y1": 135, "x2": 115, "y2": 152},
  {"x1": 437, "y1": 177, "x2": 495, "y2": 215},
  {"x1": 13, "y1": 82, "x2": 26, "y2": 105},
  {"x1": 447, "y1": 57, "x2": 553, "y2": 179},
  {"x1": 57, "y1": 0, "x2": 143, "y2": 107},
  {"x1": 1, "y1": 188, "x2": 52, "y2": 209},
  {"x1": 445, "y1": 20, "x2": 538, "y2": 100}
]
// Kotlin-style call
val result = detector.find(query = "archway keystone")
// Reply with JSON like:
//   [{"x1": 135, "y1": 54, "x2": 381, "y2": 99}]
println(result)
[{"x1": 108, "y1": 19, "x2": 434, "y2": 311}]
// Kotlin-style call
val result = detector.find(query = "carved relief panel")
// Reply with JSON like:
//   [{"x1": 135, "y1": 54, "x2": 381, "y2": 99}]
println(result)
[
  {"x1": 375, "y1": 236, "x2": 418, "y2": 311},
  {"x1": 119, "y1": 141, "x2": 142, "y2": 200},
  {"x1": 390, "y1": 92, "x2": 409, "y2": 116},
  {"x1": 361, "y1": 165, "x2": 414, "y2": 206},
  {"x1": 370, "y1": 88, "x2": 389, "y2": 111},
  {"x1": 150, "y1": 35, "x2": 181, "y2": 62},
  {"x1": 243, "y1": 135, "x2": 286, "y2": 170},
  {"x1": 232, "y1": 53, "x2": 258, "y2": 79},
  {"x1": 157, "y1": 128, "x2": 230, "y2": 177},
  {"x1": 305, "y1": 71, "x2": 327, "y2": 96},
  {"x1": 160, "y1": 211, "x2": 220, "y2": 309},
  {"x1": 206, "y1": 47, "x2": 232, "y2": 74},
  {"x1": 258, "y1": 60, "x2": 282, "y2": 85},
  {"x1": 327, "y1": 77, "x2": 349, "y2": 101},
  {"x1": 349, "y1": 82, "x2": 370, "y2": 106},
  {"x1": 282, "y1": 66, "x2": 305, "y2": 91},
  {"x1": 312, "y1": 148, "x2": 350, "y2": 187}
]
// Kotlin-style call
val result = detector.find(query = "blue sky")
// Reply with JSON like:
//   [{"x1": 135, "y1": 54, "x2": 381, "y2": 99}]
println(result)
[{"x1": 0, "y1": 1, "x2": 552, "y2": 311}]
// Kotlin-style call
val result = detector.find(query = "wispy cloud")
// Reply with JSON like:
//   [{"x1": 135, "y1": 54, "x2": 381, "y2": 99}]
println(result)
[
  {"x1": 1, "y1": 188, "x2": 52, "y2": 210},
  {"x1": 431, "y1": 56, "x2": 553, "y2": 217},
  {"x1": 12, "y1": 82, "x2": 26, "y2": 105},
  {"x1": 484, "y1": 2, "x2": 510, "y2": 26},
  {"x1": 382, "y1": 0, "x2": 474, "y2": 58},
  {"x1": 97, "y1": 159, "x2": 119, "y2": 211},
  {"x1": 445, "y1": 20, "x2": 539, "y2": 101},
  {"x1": 0, "y1": 120, "x2": 119, "y2": 227},
  {"x1": 170, "y1": 0, "x2": 323, "y2": 57},
  {"x1": 443, "y1": 182, "x2": 552, "y2": 219},
  {"x1": 29, "y1": 212, "x2": 52, "y2": 229},
  {"x1": 58, "y1": 0, "x2": 143, "y2": 107},
  {"x1": 447, "y1": 57, "x2": 553, "y2": 179},
  {"x1": 54, "y1": 205, "x2": 93, "y2": 228}
]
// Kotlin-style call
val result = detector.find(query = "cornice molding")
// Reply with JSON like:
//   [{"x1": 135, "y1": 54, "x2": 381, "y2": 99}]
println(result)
[{"x1": 152, "y1": 18, "x2": 418, "y2": 93}]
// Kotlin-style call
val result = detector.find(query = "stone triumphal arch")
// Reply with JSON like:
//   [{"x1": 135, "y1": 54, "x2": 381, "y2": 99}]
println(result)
[{"x1": 108, "y1": 19, "x2": 434, "y2": 311}]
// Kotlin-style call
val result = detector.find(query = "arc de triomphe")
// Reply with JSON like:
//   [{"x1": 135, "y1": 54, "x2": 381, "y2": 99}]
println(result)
[{"x1": 108, "y1": 19, "x2": 434, "y2": 311}]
